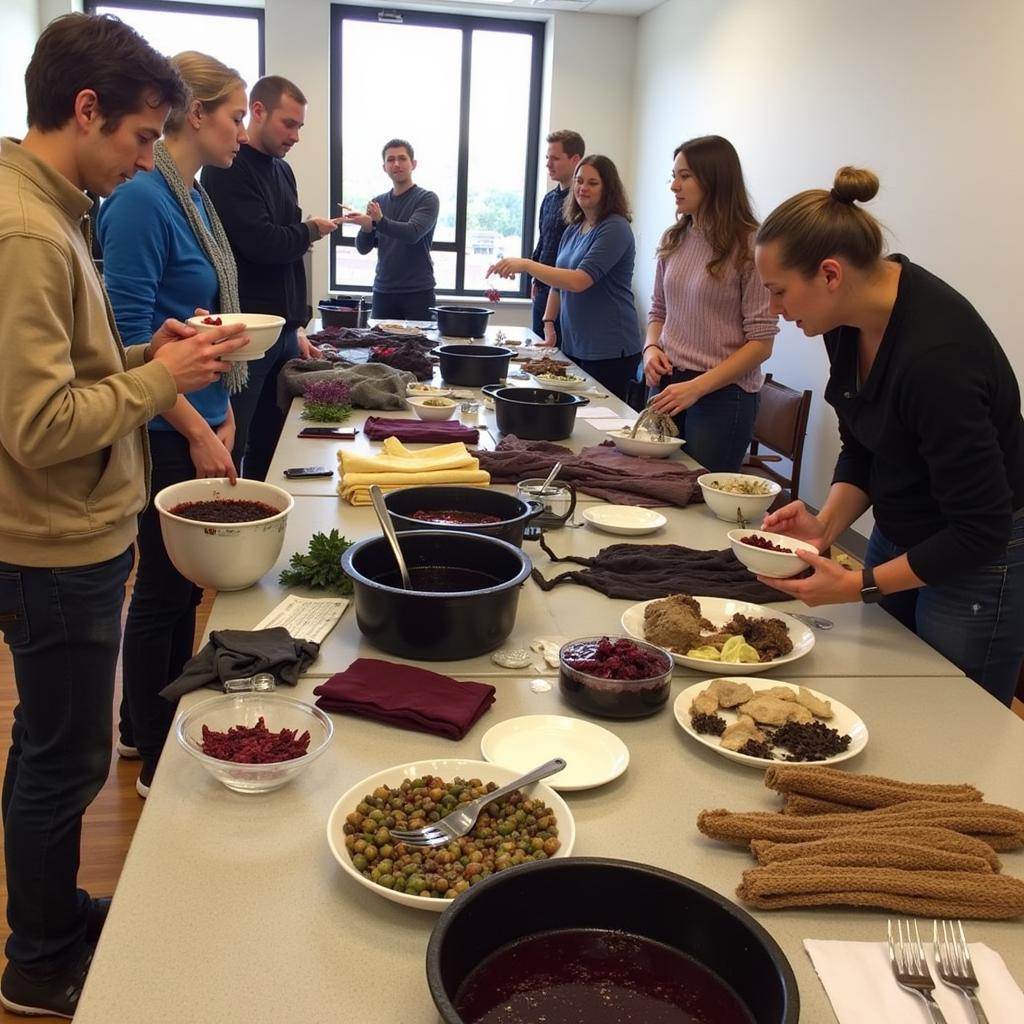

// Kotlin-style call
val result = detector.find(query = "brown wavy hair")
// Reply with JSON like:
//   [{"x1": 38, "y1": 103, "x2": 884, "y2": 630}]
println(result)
[
  {"x1": 657, "y1": 136, "x2": 758, "y2": 278},
  {"x1": 756, "y1": 166, "x2": 884, "y2": 276},
  {"x1": 563, "y1": 154, "x2": 632, "y2": 226}
]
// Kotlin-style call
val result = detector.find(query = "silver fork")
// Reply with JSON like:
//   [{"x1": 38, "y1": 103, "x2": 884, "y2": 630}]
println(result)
[
  {"x1": 887, "y1": 919, "x2": 949, "y2": 1024},
  {"x1": 388, "y1": 757, "x2": 566, "y2": 848},
  {"x1": 934, "y1": 920, "x2": 989, "y2": 1024}
]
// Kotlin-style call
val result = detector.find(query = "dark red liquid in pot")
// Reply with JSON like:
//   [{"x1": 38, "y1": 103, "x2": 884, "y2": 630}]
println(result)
[{"x1": 409, "y1": 510, "x2": 503, "y2": 526}]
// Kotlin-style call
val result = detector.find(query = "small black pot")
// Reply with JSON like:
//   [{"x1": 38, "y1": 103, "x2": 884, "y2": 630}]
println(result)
[
  {"x1": 482, "y1": 385, "x2": 590, "y2": 441},
  {"x1": 427, "y1": 858, "x2": 800, "y2": 1024},
  {"x1": 431, "y1": 305, "x2": 494, "y2": 338},
  {"x1": 340, "y1": 530, "x2": 531, "y2": 660},
  {"x1": 383, "y1": 487, "x2": 544, "y2": 548},
  {"x1": 432, "y1": 344, "x2": 514, "y2": 387},
  {"x1": 318, "y1": 296, "x2": 368, "y2": 328}
]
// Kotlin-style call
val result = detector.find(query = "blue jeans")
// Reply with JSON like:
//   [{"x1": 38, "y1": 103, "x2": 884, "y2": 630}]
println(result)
[
  {"x1": 571, "y1": 351, "x2": 642, "y2": 405},
  {"x1": 121, "y1": 432, "x2": 203, "y2": 769},
  {"x1": 653, "y1": 369, "x2": 759, "y2": 473},
  {"x1": 0, "y1": 547, "x2": 133, "y2": 972},
  {"x1": 866, "y1": 516, "x2": 1024, "y2": 705},
  {"x1": 231, "y1": 325, "x2": 300, "y2": 481},
  {"x1": 371, "y1": 289, "x2": 436, "y2": 322}
]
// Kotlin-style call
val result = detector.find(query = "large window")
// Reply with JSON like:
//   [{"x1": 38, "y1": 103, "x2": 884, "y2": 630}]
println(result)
[
  {"x1": 86, "y1": 1, "x2": 264, "y2": 90},
  {"x1": 330, "y1": 5, "x2": 544, "y2": 298}
]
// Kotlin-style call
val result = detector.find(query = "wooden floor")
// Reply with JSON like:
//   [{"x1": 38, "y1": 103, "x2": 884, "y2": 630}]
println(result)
[{"x1": 0, "y1": 576, "x2": 214, "y2": 1020}]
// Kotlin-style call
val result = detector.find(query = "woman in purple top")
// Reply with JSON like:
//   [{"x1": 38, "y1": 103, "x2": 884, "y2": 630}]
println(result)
[
  {"x1": 643, "y1": 136, "x2": 778, "y2": 472},
  {"x1": 487, "y1": 155, "x2": 642, "y2": 402}
]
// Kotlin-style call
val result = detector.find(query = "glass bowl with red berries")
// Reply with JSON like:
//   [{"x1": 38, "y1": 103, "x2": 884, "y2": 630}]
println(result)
[
  {"x1": 176, "y1": 692, "x2": 334, "y2": 794},
  {"x1": 727, "y1": 529, "x2": 819, "y2": 579},
  {"x1": 558, "y1": 635, "x2": 674, "y2": 719}
]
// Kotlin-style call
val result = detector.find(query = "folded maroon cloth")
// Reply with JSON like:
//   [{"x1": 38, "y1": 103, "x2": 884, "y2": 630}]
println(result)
[
  {"x1": 312, "y1": 658, "x2": 496, "y2": 739},
  {"x1": 362, "y1": 417, "x2": 480, "y2": 445}
]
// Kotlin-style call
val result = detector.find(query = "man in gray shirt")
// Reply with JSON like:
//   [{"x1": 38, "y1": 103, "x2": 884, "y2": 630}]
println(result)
[{"x1": 346, "y1": 139, "x2": 439, "y2": 321}]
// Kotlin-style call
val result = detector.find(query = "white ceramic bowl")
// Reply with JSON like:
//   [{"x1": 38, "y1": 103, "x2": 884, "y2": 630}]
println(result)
[
  {"x1": 406, "y1": 396, "x2": 458, "y2": 421},
  {"x1": 187, "y1": 312, "x2": 285, "y2": 362},
  {"x1": 727, "y1": 529, "x2": 818, "y2": 579},
  {"x1": 176, "y1": 692, "x2": 333, "y2": 794},
  {"x1": 607, "y1": 428, "x2": 685, "y2": 459},
  {"x1": 155, "y1": 478, "x2": 294, "y2": 591},
  {"x1": 326, "y1": 758, "x2": 575, "y2": 912},
  {"x1": 697, "y1": 473, "x2": 781, "y2": 524}
]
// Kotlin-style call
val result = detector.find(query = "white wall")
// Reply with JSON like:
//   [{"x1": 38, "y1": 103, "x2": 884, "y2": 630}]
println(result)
[
  {"x1": 0, "y1": 0, "x2": 39, "y2": 137},
  {"x1": 633, "y1": 0, "x2": 1024, "y2": 527}
]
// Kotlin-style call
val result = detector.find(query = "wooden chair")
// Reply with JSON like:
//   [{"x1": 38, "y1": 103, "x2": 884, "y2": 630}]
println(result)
[{"x1": 742, "y1": 373, "x2": 812, "y2": 502}]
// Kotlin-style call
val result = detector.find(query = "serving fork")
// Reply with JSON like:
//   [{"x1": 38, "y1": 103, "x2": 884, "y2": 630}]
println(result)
[
  {"x1": 934, "y1": 919, "x2": 989, "y2": 1024},
  {"x1": 887, "y1": 919, "x2": 949, "y2": 1023},
  {"x1": 388, "y1": 757, "x2": 566, "y2": 848}
]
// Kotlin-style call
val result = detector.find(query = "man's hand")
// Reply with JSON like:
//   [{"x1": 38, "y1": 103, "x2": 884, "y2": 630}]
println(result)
[
  {"x1": 642, "y1": 346, "x2": 673, "y2": 387},
  {"x1": 342, "y1": 211, "x2": 373, "y2": 231},
  {"x1": 308, "y1": 216, "x2": 344, "y2": 238},
  {"x1": 150, "y1": 318, "x2": 249, "y2": 393},
  {"x1": 189, "y1": 427, "x2": 238, "y2": 484},
  {"x1": 366, "y1": 200, "x2": 382, "y2": 222},
  {"x1": 297, "y1": 329, "x2": 321, "y2": 359}
]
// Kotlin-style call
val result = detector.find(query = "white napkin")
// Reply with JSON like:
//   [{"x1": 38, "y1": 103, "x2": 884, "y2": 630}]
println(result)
[{"x1": 804, "y1": 938, "x2": 1024, "y2": 1024}]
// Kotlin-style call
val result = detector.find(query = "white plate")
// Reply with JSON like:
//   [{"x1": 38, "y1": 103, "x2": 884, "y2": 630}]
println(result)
[
  {"x1": 672, "y1": 678, "x2": 868, "y2": 768},
  {"x1": 582, "y1": 505, "x2": 668, "y2": 537},
  {"x1": 620, "y1": 596, "x2": 815, "y2": 675},
  {"x1": 326, "y1": 758, "x2": 575, "y2": 912},
  {"x1": 530, "y1": 373, "x2": 591, "y2": 392},
  {"x1": 480, "y1": 715, "x2": 629, "y2": 791},
  {"x1": 406, "y1": 384, "x2": 453, "y2": 398}
]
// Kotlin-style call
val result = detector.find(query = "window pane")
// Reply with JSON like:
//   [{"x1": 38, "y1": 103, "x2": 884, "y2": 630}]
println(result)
[{"x1": 464, "y1": 30, "x2": 532, "y2": 295}]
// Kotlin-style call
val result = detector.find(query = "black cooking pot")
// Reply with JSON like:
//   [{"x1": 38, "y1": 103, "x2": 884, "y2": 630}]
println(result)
[
  {"x1": 383, "y1": 487, "x2": 544, "y2": 548},
  {"x1": 427, "y1": 858, "x2": 800, "y2": 1024},
  {"x1": 340, "y1": 530, "x2": 531, "y2": 660},
  {"x1": 432, "y1": 344, "x2": 514, "y2": 388},
  {"x1": 482, "y1": 384, "x2": 589, "y2": 441},
  {"x1": 318, "y1": 296, "x2": 368, "y2": 328},
  {"x1": 431, "y1": 305, "x2": 494, "y2": 338}
]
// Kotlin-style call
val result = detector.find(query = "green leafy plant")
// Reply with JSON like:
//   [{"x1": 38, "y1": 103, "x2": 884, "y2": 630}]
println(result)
[
  {"x1": 301, "y1": 379, "x2": 353, "y2": 423},
  {"x1": 278, "y1": 529, "x2": 355, "y2": 594}
]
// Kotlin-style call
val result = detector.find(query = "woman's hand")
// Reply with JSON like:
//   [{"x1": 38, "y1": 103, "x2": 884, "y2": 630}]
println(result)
[
  {"x1": 757, "y1": 551, "x2": 862, "y2": 606},
  {"x1": 761, "y1": 500, "x2": 827, "y2": 548},
  {"x1": 297, "y1": 328, "x2": 321, "y2": 359},
  {"x1": 189, "y1": 427, "x2": 237, "y2": 484},
  {"x1": 487, "y1": 258, "x2": 525, "y2": 279},
  {"x1": 539, "y1": 322, "x2": 557, "y2": 347},
  {"x1": 643, "y1": 346, "x2": 673, "y2": 387},
  {"x1": 648, "y1": 378, "x2": 703, "y2": 416}
]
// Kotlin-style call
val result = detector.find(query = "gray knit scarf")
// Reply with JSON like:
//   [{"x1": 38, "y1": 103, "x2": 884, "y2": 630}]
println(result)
[{"x1": 154, "y1": 140, "x2": 248, "y2": 392}]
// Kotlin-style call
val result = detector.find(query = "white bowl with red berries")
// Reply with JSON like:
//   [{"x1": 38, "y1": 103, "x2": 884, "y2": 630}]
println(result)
[
  {"x1": 187, "y1": 312, "x2": 285, "y2": 361},
  {"x1": 727, "y1": 529, "x2": 818, "y2": 579}
]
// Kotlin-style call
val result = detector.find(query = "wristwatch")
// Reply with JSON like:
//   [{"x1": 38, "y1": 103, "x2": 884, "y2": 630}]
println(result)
[{"x1": 860, "y1": 566, "x2": 884, "y2": 603}]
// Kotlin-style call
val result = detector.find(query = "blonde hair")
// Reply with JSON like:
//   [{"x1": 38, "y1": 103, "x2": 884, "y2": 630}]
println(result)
[
  {"x1": 164, "y1": 50, "x2": 245, "y2": 133},
  {"x1": 756, "y1": 166, "x2": 884, "y2": 276}
]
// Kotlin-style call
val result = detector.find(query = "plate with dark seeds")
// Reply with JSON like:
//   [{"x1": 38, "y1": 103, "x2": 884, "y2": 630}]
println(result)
[{"x1": 672, "y1": 678, "x2": 868, "y2": 768}]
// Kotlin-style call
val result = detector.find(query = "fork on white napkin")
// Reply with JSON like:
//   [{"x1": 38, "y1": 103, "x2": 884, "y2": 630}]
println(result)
[{"x1": 804, "y1": 939, "x2": 1024, "y2": 1024}]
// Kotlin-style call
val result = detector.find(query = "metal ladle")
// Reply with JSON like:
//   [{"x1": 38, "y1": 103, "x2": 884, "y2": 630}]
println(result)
[{"x1": 369, "y1": 484, "x2": 411, "y2": 589}]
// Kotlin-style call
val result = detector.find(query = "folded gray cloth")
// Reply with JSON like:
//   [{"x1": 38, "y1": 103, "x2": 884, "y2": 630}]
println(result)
[
  {"x1": 160, "y1": 628, "x2": 320, "y2": 700},
  {"x1": 276, "y1": 359, "x2": 415, "y2": 413}
]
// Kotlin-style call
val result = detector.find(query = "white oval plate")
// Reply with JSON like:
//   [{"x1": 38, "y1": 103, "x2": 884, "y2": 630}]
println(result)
[
  {"x1": 582, "y1": 505, "x2": 668, "y2": 537},
  {"x1": 620, "y1": 596, "x2": 815, "y2": 675},
  {"x1": 480, "y1": 715, "x2": 629, "y2": 791},
  {"x1": 406, "y1": 384, "x2": 453, "y2": 398},
  {"x1": 326, "y1": 758, "x2": 574, "y2": 912},
  {"x1": 530, "y1": 373, "x2": 590, "y2": 392},
  {"x1": 672, "y1": 677, "x2": 868, "y2": 768}
]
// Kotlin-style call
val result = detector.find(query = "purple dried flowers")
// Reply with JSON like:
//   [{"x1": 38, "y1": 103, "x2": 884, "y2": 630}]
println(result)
[{"x1": 301, "y1": 378, "x2": 353, "y2": 423}]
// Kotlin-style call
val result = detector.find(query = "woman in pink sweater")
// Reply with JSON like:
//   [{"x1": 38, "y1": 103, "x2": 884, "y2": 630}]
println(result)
[{"x1": 643, "y1": 136, "x2": 778, "y2": 471}]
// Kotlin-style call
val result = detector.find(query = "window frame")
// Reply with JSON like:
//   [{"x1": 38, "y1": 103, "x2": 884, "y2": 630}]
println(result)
[{"x1": 329, "y1": 4, "x2": 545, "y2": 299}]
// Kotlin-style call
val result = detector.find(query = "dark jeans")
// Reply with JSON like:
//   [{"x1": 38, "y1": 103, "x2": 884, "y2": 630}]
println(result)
[
  {"x1": 531, "y1": 285, "x2": 562, "y2": 345},
  {"x1": 121, "y1": 431, "x2": 203, "y2": 769},
  {"x1": 231, "y1": 325, "x2": 299, "y2": 481},
  {"x1": 571, "y1": 351, "x2": 642, "y2": 406},
  {"x1": 0, "y1": 547, "x2": 133, "y2": 973},
  {"x1": 866, "y1": 515, "x2": 1024, "y2": 706},
  {"x1": 653, "y1": 368, "x2": 759, "y2": 472},
  {"x1": 371, "y1": 288, "x2": 436, "y2": 322}
]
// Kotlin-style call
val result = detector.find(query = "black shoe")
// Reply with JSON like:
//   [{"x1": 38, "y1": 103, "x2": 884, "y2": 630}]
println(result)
[
  {"x1": 0, "y1": 945, "x2": 93, "y2": 1018},
  {"x1": 136, "y1": 762, "x2": 154, "y2": 799},
  {"x1": 85, "y1": 897, "x2": 112, "y2": 948}
]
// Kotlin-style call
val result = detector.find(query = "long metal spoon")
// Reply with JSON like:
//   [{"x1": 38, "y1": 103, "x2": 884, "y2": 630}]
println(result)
[
  {"x1": 539, "y1": 460, "x2": 563, "y2": 494},
  {"x1": 369, "y1": 484, "x2": 411, "y2": 589}
]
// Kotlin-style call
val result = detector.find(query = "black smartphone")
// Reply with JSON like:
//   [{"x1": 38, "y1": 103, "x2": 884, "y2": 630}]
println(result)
[
  {"x1": 298, "y1": 427, "x2": 358, "y2": 439},
  {"x1": 283, "y1": 466, "x2": 334, "y2": 478}
]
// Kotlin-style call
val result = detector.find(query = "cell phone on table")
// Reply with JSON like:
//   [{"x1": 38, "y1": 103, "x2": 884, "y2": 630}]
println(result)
[
  {"x1": 298, "y1": 427, "x2": 358, "y2": 439},
  {"x1": 283, "y1": 466, "x2": 334, "y2": 478}
]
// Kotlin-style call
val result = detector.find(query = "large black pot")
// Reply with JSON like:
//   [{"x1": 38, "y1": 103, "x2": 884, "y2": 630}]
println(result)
[
  {"x1": 431, "y1": 305, "x2": 494, "y2": 338},
  {"x1": 427, "y1": 858, "x2": 800, "y2": 1024},
  {"x1": 318, "y1": 295, "x2": 368, "y2": 328},
  {"x1": 340, "y1": 530, "x2": 531, "y2": 660},
  {"x1": 432, "y1": 344, "x2": 513, "y2": 387},
  {"x1": 482, "y1": 384, "x2": 589, "y2": 441},
  {"x1": 383, "y1": 486, "x2": 544, "y2": 548}
]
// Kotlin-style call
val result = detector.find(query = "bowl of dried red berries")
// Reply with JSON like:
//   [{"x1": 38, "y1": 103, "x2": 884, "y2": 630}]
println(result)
[
  {"x1": 187, "y1": 312, "x2": 285, "y2": 361},
  {"x1": 558, "y1": 635, "x2": 674, "y2": 719},
  {"x1": 727, "y1": 529, "x2": 818, "y2": 579},
  {"x1": 176, "y1": 692, "x2": 334, "y2": 794}
]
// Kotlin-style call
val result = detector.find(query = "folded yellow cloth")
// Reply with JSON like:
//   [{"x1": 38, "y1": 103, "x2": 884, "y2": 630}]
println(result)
[{"x1": 336, "y1": 439, "x2": 490, "y2": 505}]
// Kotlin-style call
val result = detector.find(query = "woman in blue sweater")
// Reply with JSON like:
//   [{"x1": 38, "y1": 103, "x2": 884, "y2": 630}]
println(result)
[{"x1": 97, "y1": 51, "x2": 249, "y2": 795}]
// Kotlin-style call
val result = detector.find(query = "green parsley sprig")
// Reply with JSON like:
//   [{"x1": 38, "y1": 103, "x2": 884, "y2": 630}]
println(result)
[{"x1": 278, "y1": 529, "x2": 355, "y2": 594}]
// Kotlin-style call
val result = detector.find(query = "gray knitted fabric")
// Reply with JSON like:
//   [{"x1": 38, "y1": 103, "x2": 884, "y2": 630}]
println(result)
[
  {"x1": 277, "y1": 358, "x2": 415, "y2": 412},
  {"x1": 153, "y1": 141, "x2": 247, "y2": 393}
]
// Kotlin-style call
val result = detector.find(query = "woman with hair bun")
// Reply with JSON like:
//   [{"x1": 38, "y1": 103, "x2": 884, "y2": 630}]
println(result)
[{"x1": 754, "y1": 167, "x2": 1024, "y2": 705}]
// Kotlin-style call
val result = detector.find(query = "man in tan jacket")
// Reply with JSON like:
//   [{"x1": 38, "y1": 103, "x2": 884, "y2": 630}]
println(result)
[{"x1": 0, "y1": 14, "x2": 250, "y2": 1017}]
